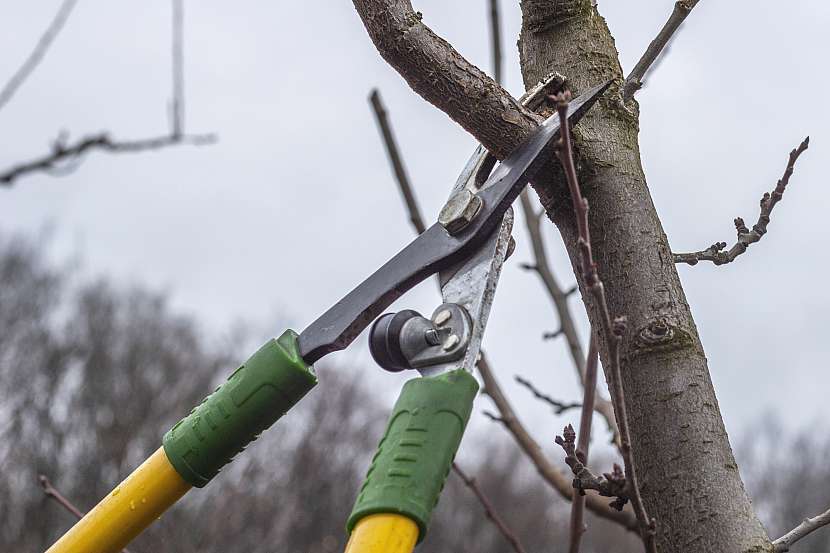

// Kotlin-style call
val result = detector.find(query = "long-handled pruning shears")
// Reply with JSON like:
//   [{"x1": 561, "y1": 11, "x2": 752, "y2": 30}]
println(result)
[{"x1": 45, "y1": 79, "x2": 610, "y2": 553}]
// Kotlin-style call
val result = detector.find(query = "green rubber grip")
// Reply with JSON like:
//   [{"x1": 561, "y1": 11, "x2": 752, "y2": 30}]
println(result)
[
  {"x1": 162, "y1": 329, "x2": 316, "y2": 487},
  {"x1": 347, "y1": 369, "x2": 479, "y2": 543}
]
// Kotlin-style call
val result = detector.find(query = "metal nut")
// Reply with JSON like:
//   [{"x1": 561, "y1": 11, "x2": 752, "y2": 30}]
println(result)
[{"x1": 438, "y1": 190, "x2": 483, "y2": 235}]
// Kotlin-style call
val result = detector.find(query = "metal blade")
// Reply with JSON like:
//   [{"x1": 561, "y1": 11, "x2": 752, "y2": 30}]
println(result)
[
  {"x1": 420, "y1": 208, "x2": 513, "y2": 377},
  {"x1": 297, "y1": 80, "x2": 611, "y2": 365}
]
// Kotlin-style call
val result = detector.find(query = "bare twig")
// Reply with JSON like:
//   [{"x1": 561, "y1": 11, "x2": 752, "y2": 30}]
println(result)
[
  {"x1": 518, "y1": 190, "x2": 620, "y2": 445},
  {"x1": 171, "y1": 0, "x2": 185, "y2": 138},
  {"x1": 515, "y1": 375, "x2": 581, "y2": 415},
  {"x1": 553, "y1": 91, "x2": 656, "y2": 551},
  {"x1": 519, "y1": 191, "x2": 585, "y2": 377},
  {"x1": 556, "y1": 426, "x2": 628, "y2": 510},
  {"x1": 0, "y1": 0, "x2": 215, "y2": 187},
  {"x1": 0, "y1": 0, "x2": 78, "y2": 112},
  {"x1": 0, "y1": 132, "x2": 215, "y2": 186},
  {"x1": 478, "y1": 353, "x2": 639, "y2": 531},
  {"x1": 39, "y1": 475, "x2": 132, "y2": 553},
  {"x1": 452, "y1": 462, "x2": 527, "y2": 553},
  {"x1": 673, "y1": 137, "x2": 810, "y2": 266},
  {"x1": 567, "y1": 335, "x2": 599, "y2": 553},
  {"x1": 623, "y1": 0, "x2": 701, "y2": 101},
  {"x1": 368, "y1": 89, "x2": 427, "y2": 234},
  {"x1": 773, "y1": 506, "x2": 830, "y2": 552},
  {"x1": 488, "y1": 0, "x2": 503, "y2": 85}
]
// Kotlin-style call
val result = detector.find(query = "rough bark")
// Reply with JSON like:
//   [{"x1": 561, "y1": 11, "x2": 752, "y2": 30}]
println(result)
[
  {"x1": 351, "y1": 0, "x2": 772, "y2": 550},
  {"x1": 517, "y1": 2, "x2": 770, "y2": 551}
]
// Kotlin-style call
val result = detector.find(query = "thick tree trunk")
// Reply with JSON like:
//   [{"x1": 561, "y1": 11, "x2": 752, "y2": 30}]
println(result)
[
  {"x1": 351, "y1": 0, "x2": 772, "y2": 550},
  {"x1": 517, "y1": 2, "x2": 769, "y2": 551}
]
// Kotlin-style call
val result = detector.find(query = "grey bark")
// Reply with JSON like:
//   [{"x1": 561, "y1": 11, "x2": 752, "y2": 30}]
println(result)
[
  {"x1": 517, "y1": 3, "x2": 769, "y2": 551},
  {"x1": 351, "y1": 0, "x2": 773, "y2": 550}
]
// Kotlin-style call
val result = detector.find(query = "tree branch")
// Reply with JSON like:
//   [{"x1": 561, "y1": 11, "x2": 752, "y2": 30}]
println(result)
[
  {"x1": 171, "y1": 0, "x2": 185, "y2": 138},
  {"x1": 567, "y1": 335, "x2": 599, "y2": 553},
  {"x1": 622, "y1": 0, "x2": 701, "y2": 101},
  {"x1": 552, "y1": 91, "x2": 656, "y2": 551},
  {"x1": 556, "y1": 424, "x2": 628, "y2": 511},
  {"x1": 368, "y1": 89, "x2": 427, "y2": 234},
  {"x1": 0, "y1": 0, "x2": 216, "y2": 187},
  {"x1": 0, "y1": 132, "x2": 215, "y2": 186},
  {"x1": 39, "y1": 474, "x2": 132, "y2": 553},
  {"x1": 773, "y1": 506, "x2": 830, "y2": 552},
  {"x1": 673, "y1": 137, "x2": 809, "y2": 266},
  {"x1": 0, "y1": 0, "x2": 78, "y2": 112},
  {"x1": 351, "y1": 0, "x2": 539, "y2": 162},
  {"x1": 488, "y1": 0, "x2": 503, "y2": 85},
  {"x1": 477, "y1": 353, "x2": 639, "y2": 531},
  {"x1": 518, "y1": 190, "x2": 620, "y2": 446},
  {"x1": 452, "y1": 462, "x2": 527, "y2": 553},
  {"x1": 515, "y1": 375, "x2": 581, "y2": 415}
]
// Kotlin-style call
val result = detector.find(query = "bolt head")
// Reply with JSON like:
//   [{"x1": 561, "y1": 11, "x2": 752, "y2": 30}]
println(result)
[{"x1": 439, "y1": 190, "x2": 483, "y2": 235}]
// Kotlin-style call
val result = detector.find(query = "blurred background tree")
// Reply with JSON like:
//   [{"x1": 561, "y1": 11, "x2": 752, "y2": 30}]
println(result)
[{"x1": 1, "y1": 230, "x2": 827, "y2": 552}]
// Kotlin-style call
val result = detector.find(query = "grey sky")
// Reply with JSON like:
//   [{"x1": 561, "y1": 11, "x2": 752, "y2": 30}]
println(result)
[{"x1": 1, "y1": 0, "x2": 827, "y2": 453}]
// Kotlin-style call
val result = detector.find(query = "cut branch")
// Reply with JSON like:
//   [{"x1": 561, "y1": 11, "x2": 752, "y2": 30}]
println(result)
[
  {"x1": 0, "y1": 0, "x2": 78, "y2": 112},
  {"x1": 623, "y1": 0, "x2": 701, "y2": 101},
  {"x1": 0, "y1": 132, "x2": 215, "y2": 186},
  {"x1": 352, "y1": 0, "x2": 539, "y2": 162},
  {"x1": 773, "y1": 506, "x2": 830, "y2": 552},
  {"x1": 39, "y1": 474, "x2": 132, "y2": 553},
  {"x1": 368, "y1": 89, "x2": 427, "y2": 234},
  {"x1": 673, "y1": 137, "x2": 809, "y2": 266},
  {"x1": 552, "y1": 91, "x2": 656, "y2": 551},
  {"x1": 452, "y1": 462, "x2": 527, "y2": 553}
]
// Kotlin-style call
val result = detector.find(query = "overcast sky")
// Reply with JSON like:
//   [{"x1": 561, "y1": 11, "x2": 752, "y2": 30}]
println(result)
[{"x1": 1, "y1": 0, "x2": 827, "y2": 454}]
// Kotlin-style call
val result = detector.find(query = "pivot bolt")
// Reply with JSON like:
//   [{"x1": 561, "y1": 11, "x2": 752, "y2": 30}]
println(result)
[
  {"x1": 434, "y1": 309, "x2": 452, "y2": 326},
  {"x1": 439, "y1": 190, "x2": 483, "y2": 235}
]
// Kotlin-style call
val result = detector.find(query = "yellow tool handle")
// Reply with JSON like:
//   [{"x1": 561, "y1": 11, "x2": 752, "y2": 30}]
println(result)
[
  {"x1": 344, "y1": 514, "x2": 419, "y2": 553},
  {"x1": 45, "y1": 447, "x2": 190, "y2": 553}
]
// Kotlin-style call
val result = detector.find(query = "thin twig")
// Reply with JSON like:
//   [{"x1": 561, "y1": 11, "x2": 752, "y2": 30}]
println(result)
[
  {"x1": 552, "y1": 91, "x2": 656, "y2": 552},
  {"x1": 773, "y1": 506, "x2": 830, "y2": 552},
  {"x1": 0, "y1": 132, "x2": 215, "y2": 186},
  {"x1": 488, "y1": 0, "x2": 503, "y2": 85},
  {"x1": 0, "y1": 0, "x2": 79, "y2": 112},
  {"x1": 478, "y1": 354, "x2": 639, "y2": 531},
  {"x1": 518, "y1": 190, "x2": 620, "y2": 446},
  {"x1": 673, "y1": 137, "x2": 810, "y2": 266},
  {"x1": 171, "y1": 0, "x2": 185, "y2": 138},
  {"x1": 556, "y1": 425, "x2": 628, "y2": 510},
  {"x1": 368, "y1": 89, "x2": 427, "y2": 234},
  {"x1": 623, "y1": 0, "x2": 700, "y2": 101},
  {"x1": 515, "y1": 375, "x2": 581, "y2": 415},
  {"x1": 39, "y1": 475, "x2": 133, "y2": 553},
  {"x1": 567, "y1": 335, "x2": 599, "y2": 553},
  {"x1": 452, "y1": 462, "x2": 527, "y2": 553},
  {"x1": 519, "y1": 191, "x2": 585, "y2": 378},
  {"x1": 0, "y1": 0, "x2": 215, "y2": 187}
]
